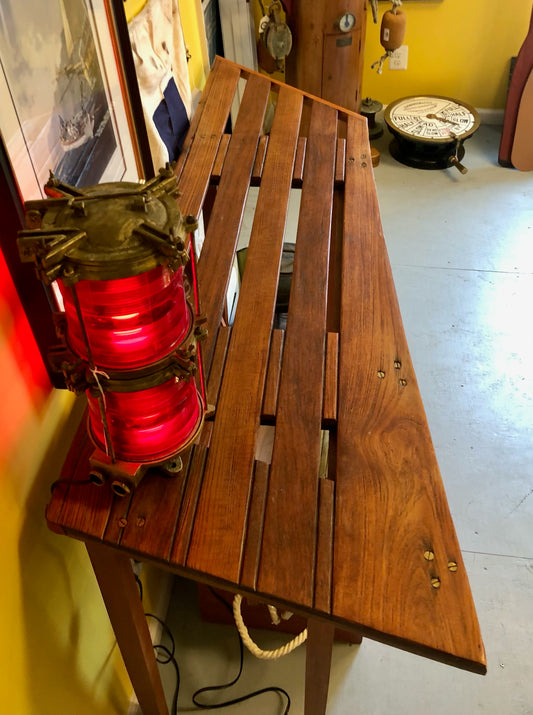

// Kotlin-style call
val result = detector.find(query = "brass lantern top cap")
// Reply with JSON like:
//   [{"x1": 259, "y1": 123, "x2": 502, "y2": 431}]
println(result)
[{"x1": 18, "y1": 168, "x2": 197, "y2": 285}]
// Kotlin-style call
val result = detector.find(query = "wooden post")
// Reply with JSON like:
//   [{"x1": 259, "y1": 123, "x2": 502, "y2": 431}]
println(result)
[
  {"x1": 305, "y1": 618, "x2": 335, "y2": 715},
  {"x1": 86, "y1": 542, "x2": 169, "y2": 715},
  {"x1": 285, "y1": 0, "x2": 367, "y2": 112}
]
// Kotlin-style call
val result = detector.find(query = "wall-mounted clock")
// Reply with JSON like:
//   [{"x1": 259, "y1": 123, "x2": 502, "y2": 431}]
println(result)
[{"x1": 384, "y1": 95, "x2": 481, "y2": 172}]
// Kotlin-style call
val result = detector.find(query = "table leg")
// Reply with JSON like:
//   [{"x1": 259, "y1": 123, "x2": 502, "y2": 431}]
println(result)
[
  {"x1": 305, "y1": 618, "x2": 335, "y2": 715},
  {"x1": 86, "y1": 541, "x2": 169, "y2": 715}
]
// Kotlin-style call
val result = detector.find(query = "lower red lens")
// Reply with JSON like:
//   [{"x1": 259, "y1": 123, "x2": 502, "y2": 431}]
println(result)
[{"x1": 87, "y1": 377, "x2": 201, "y2": 462}]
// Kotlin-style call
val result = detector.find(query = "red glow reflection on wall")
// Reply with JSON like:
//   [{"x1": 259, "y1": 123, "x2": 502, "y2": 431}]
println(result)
[
  {"x1": 86, "y1": 377, "x2": 201, "y2": 462},
  {"x1": 59, "y1": 265, "x2": 191, "y2": 369},
  {"x1": 0, "y1": 249, "x2": 50, "y2": 465}
]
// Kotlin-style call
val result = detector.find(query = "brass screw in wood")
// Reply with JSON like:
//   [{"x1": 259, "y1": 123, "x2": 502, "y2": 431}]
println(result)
[
  {"x1": 136, "y1": 517, "x2": 146, "y2": 528},
  {"x1": 399, "y1": 378, "x2": 407, "y2": 386},
  {"x1": 394, "y1": 360, "x2": 402, "y2": 369},
  {"x1": 377, "y1": 370, "x2": 386, "y2": 379},
  {"x1": 448, "y1": 561, "x2": 458, "y2": 572},
  {"x1": 424, "y1": 550, "x2": 435, "y2": 561},
  {"x1": 118, "y1": 517, "x2": 127, "y2": 528},
  {"x1": 431, "y1": 577, "x2": 441, "y2": 589}
]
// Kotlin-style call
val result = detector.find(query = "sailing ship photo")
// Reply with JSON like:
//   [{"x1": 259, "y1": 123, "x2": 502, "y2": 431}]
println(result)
[{"x1": 0, "y1": 0, "x2": 130, "y2": 200}]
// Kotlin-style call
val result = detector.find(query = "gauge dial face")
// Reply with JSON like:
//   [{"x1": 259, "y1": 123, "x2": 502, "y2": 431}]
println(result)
[
  {"x1": 338, "y1": 13, "x2": 356, "y2": 32},
  {"x1": 385, "y1": 96, "x2": 480, "y2": 143}
]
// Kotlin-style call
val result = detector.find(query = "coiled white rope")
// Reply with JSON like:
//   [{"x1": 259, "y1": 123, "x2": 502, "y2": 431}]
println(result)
[{"x1": 233, "y1": 594, "x2": 308, "y2": 660}]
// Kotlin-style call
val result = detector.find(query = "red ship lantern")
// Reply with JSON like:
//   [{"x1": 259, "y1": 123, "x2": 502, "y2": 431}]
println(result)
[{"x1": 18, "y1": 168, "x2": 206, "y2": 495}]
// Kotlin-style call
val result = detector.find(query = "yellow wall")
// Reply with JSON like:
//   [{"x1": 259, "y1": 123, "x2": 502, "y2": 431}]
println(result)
[
  {"x1": 179, "y1": 0, "x2": 210, "y2": 94},
  {"x1": 362, "y1": 0, "x2": 531, "y2": 108},
  {"x1": 0, "y1": 250, "x2": 132, "y2": 713}
]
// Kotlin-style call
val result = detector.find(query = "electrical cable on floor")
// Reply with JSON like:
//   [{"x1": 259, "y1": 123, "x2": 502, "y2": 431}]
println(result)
[
  {"x1": 146, "y1": 613, "x2": 180, "y2": 715},
  {"x1": 134, "y1": 572, "x2": 144, "y2": 602},
  {"x1": 137, "y1": 577, "x2": 290, "y2": 715},
  {"x1": 191, "y1": 588, "x2": 291, "y2": 714}
]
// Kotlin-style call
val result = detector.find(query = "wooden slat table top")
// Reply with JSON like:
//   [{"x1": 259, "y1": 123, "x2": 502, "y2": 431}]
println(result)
[{"x1": 46, "y1": 57, "x2": 486, "y2": 675}]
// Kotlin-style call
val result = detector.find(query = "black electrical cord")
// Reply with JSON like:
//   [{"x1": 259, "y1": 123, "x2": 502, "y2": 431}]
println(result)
[
  {"x1": 191, "y1": 588, "x2": 291, "y2": 715},
  {"x1": 146, "y1": 613, "x2": 180, "y2": 715},
  {"x1": 138, "y1": 582, "x2": 291, "y2": 714},
  {"x1": 134, "y1": 572, "x2": 144, "y2": 602}
]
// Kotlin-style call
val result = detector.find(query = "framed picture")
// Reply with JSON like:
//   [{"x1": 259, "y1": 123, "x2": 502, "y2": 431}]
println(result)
[{"x1": 0, "y1": 0, "x2": 153, "y2": 202}]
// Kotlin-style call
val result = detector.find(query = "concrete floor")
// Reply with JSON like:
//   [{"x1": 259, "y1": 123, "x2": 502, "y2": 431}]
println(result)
[{"x1": 160, "y1": 123, "x2": 533, "y2": 714}]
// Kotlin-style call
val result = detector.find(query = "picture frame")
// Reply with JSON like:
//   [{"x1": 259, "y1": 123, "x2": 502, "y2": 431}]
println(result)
[{"x1": 0, "y1": 0, "x2": 153, "y2": 202}]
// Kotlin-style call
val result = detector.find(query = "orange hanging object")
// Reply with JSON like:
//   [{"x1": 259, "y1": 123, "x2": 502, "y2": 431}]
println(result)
[{"x1": 380, "y1": 9, "x2": 406, "y2": 52}]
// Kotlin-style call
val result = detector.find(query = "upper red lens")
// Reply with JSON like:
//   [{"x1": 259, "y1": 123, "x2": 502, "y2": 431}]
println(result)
[{"x1": 59, "y1": 265, "x2": 190, "y2": 369}]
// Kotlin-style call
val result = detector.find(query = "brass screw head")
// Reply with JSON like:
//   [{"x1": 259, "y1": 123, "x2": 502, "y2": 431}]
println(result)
[
  {"x1": 448, "y1": 561, "x2": 458, "y2": 572},
  {"x1": 431, "y1": 577, "x2": 441, "y2": 589},
  {"x1": 377, "y1": 370, "x2": 386, "y2": 379},
  {"x1": 394, "y1": 360, "x2": 402, "y2": 369},
  {"x1": 399, "y1": 378, "x2": 407, "y2": 386},
  {"x1": 118, "y1": 517, "x2": 128, "y2": 528},
  {"x1": 424, "y1": 550, "x2": 435, "y2": 561}
]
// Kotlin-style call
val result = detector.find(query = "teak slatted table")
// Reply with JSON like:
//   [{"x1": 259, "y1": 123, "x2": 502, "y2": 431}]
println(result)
[{"x1": 46, "y1": 57, "x2": 486, "y2": 714}]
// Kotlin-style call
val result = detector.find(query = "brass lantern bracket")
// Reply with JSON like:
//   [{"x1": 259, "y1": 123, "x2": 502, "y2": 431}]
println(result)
[
  {"x1": 130, "y1": 223, "x2": 189, "y2": 269},
  {"x1": 17, "y1": 228, "x2": 87, "y2": 284}
]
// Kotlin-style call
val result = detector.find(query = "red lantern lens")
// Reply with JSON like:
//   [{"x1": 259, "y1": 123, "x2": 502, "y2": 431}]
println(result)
[
  {"x1": 59, "y1": 265, "x2": 191, "y2": 369},
  {"x1": 87, "y1": 378, "x2": 201, "y2": 463}
]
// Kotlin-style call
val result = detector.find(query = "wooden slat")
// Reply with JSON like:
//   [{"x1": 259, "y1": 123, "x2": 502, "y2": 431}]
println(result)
[
  {"x1": 251, "y1": 135, "x2": 269, "y2": 182},
  {"x1": 186, "y1": 86, "x2": 303, "y2": 583},
  {"x1": 261, "y1": 328, "x2": 284, "y2": 421},
  {"x1": 103, "y1": 489, "x2": 133, "y2": 546},
  {"x1": 332, "y1": 115, "x2": 486, "y2": 673},
  {"x1": 206, "y1": 324, "x2": 232, "y2": 410},
  {"x1": 169, "y1": 423, "x2": 213, "y2": 567},
  {"x1": 211, "y1": 134, "x2": 231, "y2": 179},
  {"x1": 46, "y1": 416, "x2": 91, "y2": 532},
  {"x1": 239, "y1": 461, "x2": 270, "y2": 589},
  {"x1": 197, "y1": 72, "x2": 271, "y2": 370},
  {"x1": 173, "y1": 59, "x2": 222, "y2": 181},
  {"x1": 257, "y1": 101, "x2": 338, "y2": 607},
  {"x1": 117, "y1": 448, "x2": 194, "y2": 559},
  {"x1": 322, "y1": 332, "x2": 338, "y2": 424},
  {"x1": 293, "y1": 137, "x2": 307, "y2": 184},
  {"x1": 176, "y1": 59, "x2": 241, "y2": 218},
  {"x1": 51, "y1": 430, "x2": 114, "y2": 541},
  {"x1": 335, "y1": 139, "x2": 346, "y2": 184},
  {"x1": 314, "y1": 478, "x2": 335, "y2": 613}
]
